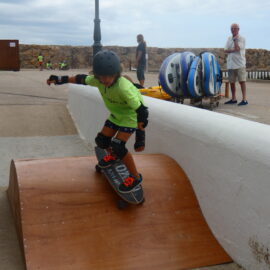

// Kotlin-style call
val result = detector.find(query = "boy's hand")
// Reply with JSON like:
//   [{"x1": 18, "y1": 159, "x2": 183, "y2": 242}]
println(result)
[
  {"x1": 137, "y1": 122, "x2": 146, "y2": 131},
  {"x1": 47, "y1": 75, "x2": 69, "y2": 85},
  {"x1": 135, "y1": 144, "x2": 145, "y2": 152}
]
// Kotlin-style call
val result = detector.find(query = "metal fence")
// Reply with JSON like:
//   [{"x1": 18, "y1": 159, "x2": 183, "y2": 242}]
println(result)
[{"x1": 222, "y1": 70, "x2": 270, "y2": 80}]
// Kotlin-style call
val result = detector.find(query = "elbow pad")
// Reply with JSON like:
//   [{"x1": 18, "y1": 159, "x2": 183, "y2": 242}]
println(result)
[
  {"x1": 136, "y1": 104, "x2": 149, "y2": 128},
  {"x1": 75, "y1": 74, "x2": 87, "y2": 85}
]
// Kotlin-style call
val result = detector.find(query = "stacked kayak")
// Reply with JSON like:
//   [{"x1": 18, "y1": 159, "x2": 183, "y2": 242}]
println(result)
[{"x1": 159, "y1": 51, "x2": 222, "y2": 99}]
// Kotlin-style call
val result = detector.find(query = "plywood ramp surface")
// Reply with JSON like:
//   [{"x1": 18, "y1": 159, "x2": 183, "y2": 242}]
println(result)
[{"x1": 7, "y1": 154, "x2": 231, "y2": 270}]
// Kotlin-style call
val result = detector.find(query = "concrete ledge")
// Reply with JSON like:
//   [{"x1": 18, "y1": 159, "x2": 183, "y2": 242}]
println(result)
[{"x1": 68, "y1": 84, "x2": 270, "y2": 270}]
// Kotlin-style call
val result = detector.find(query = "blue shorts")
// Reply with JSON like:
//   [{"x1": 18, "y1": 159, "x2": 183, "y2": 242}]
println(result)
[{"x1": 104, "y1": 120, "x2": 136, "y2": 134}]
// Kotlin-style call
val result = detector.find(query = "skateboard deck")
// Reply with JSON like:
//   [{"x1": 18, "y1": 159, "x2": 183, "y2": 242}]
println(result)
[{"x1": 94, "y1": 147, "x2": 144, "y2": 207}]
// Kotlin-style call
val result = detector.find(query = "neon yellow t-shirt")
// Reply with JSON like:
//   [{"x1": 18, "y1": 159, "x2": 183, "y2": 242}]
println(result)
[
  {"x1": 37, "y1": 55, "x2": 43, "y2": 62},
  {"x1": 85, "y1": 76, "x2": 144, "y2": 128}
]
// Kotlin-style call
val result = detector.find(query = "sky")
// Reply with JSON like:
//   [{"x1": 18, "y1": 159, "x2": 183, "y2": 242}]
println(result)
[{"x1": 0, "y1": 0, "x2": 270, "y2": 50}]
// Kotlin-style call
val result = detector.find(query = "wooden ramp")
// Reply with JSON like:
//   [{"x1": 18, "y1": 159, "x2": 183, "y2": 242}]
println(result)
[{"x1": 7, "y1": 154, "x2": 231, "y2": 270}]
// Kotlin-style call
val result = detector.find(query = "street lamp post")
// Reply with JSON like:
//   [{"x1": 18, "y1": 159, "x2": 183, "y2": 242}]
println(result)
[{"x1": 92, "y1": 0, "x2": 102, "y2": 58}]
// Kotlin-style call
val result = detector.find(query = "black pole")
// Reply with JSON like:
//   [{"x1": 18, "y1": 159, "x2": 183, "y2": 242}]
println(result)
[{"x1": 92, "y1": 0, "x2": 102, "y2": 58}]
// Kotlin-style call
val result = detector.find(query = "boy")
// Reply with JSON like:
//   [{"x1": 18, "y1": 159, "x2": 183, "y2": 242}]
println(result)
[{"x1": 47, "y1": 50, "x2": 148, "y2": 193}]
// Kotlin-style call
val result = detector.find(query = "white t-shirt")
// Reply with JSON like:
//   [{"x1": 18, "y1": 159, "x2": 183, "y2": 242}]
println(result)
[{"x1": 224, "y1": 35, "x2": 246, "y2": 69}]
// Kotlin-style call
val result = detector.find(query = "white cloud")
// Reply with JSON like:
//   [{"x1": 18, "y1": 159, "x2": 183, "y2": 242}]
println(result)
[{"x1": 0, "y1": 0, "x2": 269, "y2": 49}]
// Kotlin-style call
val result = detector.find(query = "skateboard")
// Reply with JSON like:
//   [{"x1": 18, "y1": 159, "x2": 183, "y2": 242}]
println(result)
[{"x1": 94, "y1": 147, "x2": 144, "y2": 209}]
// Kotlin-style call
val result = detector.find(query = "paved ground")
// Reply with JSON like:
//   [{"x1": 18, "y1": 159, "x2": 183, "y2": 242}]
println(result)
[{"x1": 2, "y1": 68, "x2": 268, "y2": 270}]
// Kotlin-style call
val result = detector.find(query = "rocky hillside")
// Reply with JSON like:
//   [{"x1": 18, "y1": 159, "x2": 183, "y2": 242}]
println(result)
[{"x1": 20, "y1": 44, "x2": 270, "y2": 71}]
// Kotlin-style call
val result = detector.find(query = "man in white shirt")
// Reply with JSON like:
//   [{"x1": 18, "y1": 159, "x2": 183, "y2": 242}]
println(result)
[{"x1": 224, "y1": 23, "x2": 248, "y2": 106}]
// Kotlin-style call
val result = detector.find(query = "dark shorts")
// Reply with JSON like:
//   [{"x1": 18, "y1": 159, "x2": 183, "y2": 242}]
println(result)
[
  {"x1": 104, "y1": 119, "x2": 136, "y2": 134},
  {"x1": 137, "y1": 65, "x2": 145, "y2": 81}
]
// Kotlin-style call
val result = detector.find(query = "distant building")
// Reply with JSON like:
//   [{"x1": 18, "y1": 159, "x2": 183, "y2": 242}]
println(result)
[{"x1": 0, "y1": 40, "x2": 20, "y2": 71}]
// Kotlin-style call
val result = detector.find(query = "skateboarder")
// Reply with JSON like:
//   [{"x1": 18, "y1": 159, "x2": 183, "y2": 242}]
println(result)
[{"x1": 47, "y1": 50, "x2": 148, "y2": 193}]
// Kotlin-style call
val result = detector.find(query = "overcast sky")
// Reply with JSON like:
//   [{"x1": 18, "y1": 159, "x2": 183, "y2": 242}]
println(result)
[{"x1": 1, "y1": 0, "x2": 270, "y2": 50}]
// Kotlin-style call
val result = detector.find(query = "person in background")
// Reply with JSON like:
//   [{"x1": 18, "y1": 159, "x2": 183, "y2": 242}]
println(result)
[
  {"x1": 58, "y1": 60, "x2": 69, "y2": 70},
  {"x1": 46, "y1": 60, "x2": 53, "y2": 70},
  {"x1": 135, "y1": 34, "x2": 147, "y2": 87},
  {"x1": 59, "y1": 60, "x2": 68, "y2": 70},
  {"x1": 47, "y1": 50, "x2": 149, "y2": 193},
  {"x1": 224, "y1": 23, "x2": 248, "y2": 106},
  {"x1": 37, "y1": 53, "x2": 43, "y2": 71}
]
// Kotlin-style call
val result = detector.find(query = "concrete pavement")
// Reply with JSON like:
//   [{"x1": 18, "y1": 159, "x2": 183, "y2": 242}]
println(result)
[
  {"x1": 0, "y1": 69, "x2": 91, "y2": 270},
  {"x1": 2, "y1": 69, "x2": 267, "y2": 270}
]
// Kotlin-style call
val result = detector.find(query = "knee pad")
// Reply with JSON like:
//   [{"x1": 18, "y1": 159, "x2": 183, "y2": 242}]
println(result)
[
  {"x1": 111, "y1": 138, "x2": 128, "y2": 159},
  {"x1": 95, "y1": 132, "x2": 112, "y2": 149}
]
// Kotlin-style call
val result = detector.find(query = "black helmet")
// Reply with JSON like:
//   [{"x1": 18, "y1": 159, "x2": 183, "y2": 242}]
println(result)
[{"x1": 93, "y1": 50, "x2": 121, "y2": 76}]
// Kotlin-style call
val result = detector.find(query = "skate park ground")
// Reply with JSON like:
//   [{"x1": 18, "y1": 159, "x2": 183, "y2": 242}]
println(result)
[{"x1": 2, "y1": 68, "x2": 269, "y2": 270}]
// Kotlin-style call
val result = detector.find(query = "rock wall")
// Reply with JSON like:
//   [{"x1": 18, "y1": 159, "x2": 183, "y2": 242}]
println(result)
[{"x1": 19, "y1": 44, "x2": 270, "y2": 71}]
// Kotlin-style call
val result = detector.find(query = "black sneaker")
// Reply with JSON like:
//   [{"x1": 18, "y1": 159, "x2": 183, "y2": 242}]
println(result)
[
  {"x1": 238, "y1": 100, "x2": 248, "y2": 106},
  {"x1": 98, "y1": 154, "x2": 117, "y2": 168},
  {"x1": 118, "y1": 174, "x2": 143, "y2": 193},
  {"x1": 224, "y1": 99, "x2": 237, "y2": 104}
]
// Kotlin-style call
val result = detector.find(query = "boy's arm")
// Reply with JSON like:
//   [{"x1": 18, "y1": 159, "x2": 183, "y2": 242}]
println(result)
[
  {"x1": 133, "y1": 103, "x2": 149, "y2": 152},
  {"x1": 134, "y1": 129, "x2": 145, "y2": 152},
  {"x1": 136, "y1": 103, "x2": 149, "y2": 129},
  {"x1": 47, "y1": 74, "x2": 88, "y2": 85}
]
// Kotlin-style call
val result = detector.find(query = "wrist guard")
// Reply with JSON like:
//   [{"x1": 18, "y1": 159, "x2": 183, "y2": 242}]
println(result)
[
  {"x1": 134, "y1": 129, "x2": 145, "y2": 150},
  {"x1": 136, "y1": 104, "x2": 149, "y2": 128}
]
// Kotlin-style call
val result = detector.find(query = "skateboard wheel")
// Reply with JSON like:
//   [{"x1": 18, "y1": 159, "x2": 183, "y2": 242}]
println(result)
[
  {"x1": 117, "y1": 200, "x2": 127, "y2": 209},
  {"x1": 95, "y1": 164, "x2": 102, "y2": 173},
  {"x1": 140, "y1": 198, "x2": 145, "y2": 204}
]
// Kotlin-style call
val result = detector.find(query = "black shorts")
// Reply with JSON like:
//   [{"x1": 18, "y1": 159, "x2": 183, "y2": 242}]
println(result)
[{"x1": 104, "y1": 120, "x2": 136, "y2": 134}]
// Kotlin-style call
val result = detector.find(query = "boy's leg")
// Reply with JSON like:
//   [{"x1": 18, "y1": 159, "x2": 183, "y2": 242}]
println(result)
[
  {"x1": 114, "y1": 131, "x2": 139, "y2": 177},
  {"x1": 96, "y1": 126, "x2": 116, "y2": 150},
  {"x1": 96, "y1": 125, "x2": 118, "y2": 167},
  {"x1": 97, "y1": 128, "x2": 136, "y2": 173},
  {"x1": 96, "y1": 122, "x2": 142, "y2": 192},
  {"x1": 123, "y1": 153, "x2": 139, "y2": 178},
  {"x1": 100, "y1": 125, "x2": 117, "y2": 138},
  {"x1": 114, "y1": 131, "x2": 143, "y2": 192}
]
